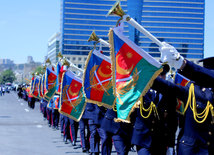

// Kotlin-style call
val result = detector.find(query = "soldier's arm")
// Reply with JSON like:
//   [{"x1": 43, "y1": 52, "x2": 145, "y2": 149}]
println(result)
[
  {"x1": 178, "y1": 60, "x2": 214, "y2": 89},
  {"x1": 151, "y1": 77, "x2": 211, "y2": 105}
]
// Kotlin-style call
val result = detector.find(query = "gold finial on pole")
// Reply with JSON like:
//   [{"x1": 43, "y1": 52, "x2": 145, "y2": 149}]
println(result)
[
  {"x1": 106, "y1": 0, "x2": 125, "y2": 17},
  {"x1": 62, "y1": 59, "x2": 70, "y2": 67},
  {"x1": 57, "y1": 52, "x2": 63, "y2": 59},
  {"x1": 45, "y1": 58, "x2": 51, "y2": 65},
  {"x1": 43, "y1": 65, "x2": 47, "y2": 70},
  {"x1": 88, "y1": 31, "x2": 100, "y2": 48},
  {"x1": 88, "y1": 31, "x2": 99, "y2": 42}
]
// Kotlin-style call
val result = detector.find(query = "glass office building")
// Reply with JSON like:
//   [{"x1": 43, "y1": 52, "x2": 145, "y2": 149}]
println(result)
[
  {"x1": 60, "y1": 0, "x2": 204, "y2": 67},
  {"x1": 140, "y1": 0, "x2": 205, "y2": 61},
  {"x1": 47, "y1": 32, "x2": 60, "y2": 64},
  {"x1": 60, "y1": 0, "x2": 129, "y2": 69}
]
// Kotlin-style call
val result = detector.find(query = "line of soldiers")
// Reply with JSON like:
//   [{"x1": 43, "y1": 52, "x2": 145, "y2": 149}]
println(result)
[{"x1": 18, "y1": 43, "x2": 214, "y2": 155}]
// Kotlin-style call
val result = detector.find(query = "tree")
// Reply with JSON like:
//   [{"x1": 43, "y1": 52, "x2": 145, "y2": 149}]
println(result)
[
  {"x1": 0, "y1": 69, "x2": 16, "y2": 84},
  {"x1": 34, "y1": 66, "x2": 44, "y2": 75}
]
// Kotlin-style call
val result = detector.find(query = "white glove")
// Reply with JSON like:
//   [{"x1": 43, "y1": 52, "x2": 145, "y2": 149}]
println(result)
[
  {"x1": 166, "y1": 147, "x2": 174, "y2": 155},
  {"x1": 159, "y1": 42, "x2": 184, "y2": 70}
]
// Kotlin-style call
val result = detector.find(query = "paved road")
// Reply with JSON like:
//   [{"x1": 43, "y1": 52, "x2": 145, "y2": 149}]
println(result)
[{"x1": 0, "y1": 92, "x2": 137, "y2": 155}]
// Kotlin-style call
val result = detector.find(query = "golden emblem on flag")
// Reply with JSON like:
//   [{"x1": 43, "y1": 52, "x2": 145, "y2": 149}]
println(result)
[
  {"x1": 88, "y1": 65, "x2": 112, "y2": 95},
  {"x1": 117, "y1": 68, "x2": 139, "y2": 95},
  {"x1": 62, "y1": 85, "x2": 83, "y2": 112}
]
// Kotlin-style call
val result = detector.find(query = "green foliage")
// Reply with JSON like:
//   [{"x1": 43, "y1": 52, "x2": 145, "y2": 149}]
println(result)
[
  {"x1": 0, "y1": 69, "x2": 16, "y2": 84},
  {"x1": 34, "y1": 66, "x2": 44, "y2": 75}
]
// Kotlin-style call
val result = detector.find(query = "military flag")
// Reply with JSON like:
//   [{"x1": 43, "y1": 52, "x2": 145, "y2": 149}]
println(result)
[
  {"x1": 59, "y1": 70, "x2": 86, "y2": 122},
  {"x1": 174, "y1": 72, "x2": 190, "y2": 114},
  {"x1": 30, "y1": 76, "x2": 35, "y2": 94},
  {"x1": 83, "y1": 49, "x2": 115, "y2": 108},
  {"x1": 53, "y1": 95, "x2": 60, "y2": 109},
  {"x1": 44, "y1": 67, "x2": 57, "y2": 102},
  {"x1": 56, "y1": 62, "x2": 66, "y2": 94},
  {"x1": 109, "y1": 24, "x2": 163, "y2": 122},
  {"x1": 38, "y1": 75, "x2": 43, "y2": 98},
  {"x1": 47, "y1": 95, "x2": 60, "y2": 109},
  {"x1": 31, "y1": 77, "x2": 40, "y2": 99},
  {"x1": 40, "y1": 74, "x2": 45, "y2": 98}
]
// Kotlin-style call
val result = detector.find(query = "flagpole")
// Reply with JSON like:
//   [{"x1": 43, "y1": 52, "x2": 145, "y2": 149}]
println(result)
[
  {"x1": 88, "y1": 31, "x2": 110, "y2": 47},
  {"x1": 69, "y1": 61, "x2": 84, "y2": 73},
  {"x1": 99, "y1": 38, "x2": 110, "y2": 47},
  {"x1": 122, "y1": 15, "x2": 163, "y2": 47},
  {"x1": 57, "y1": 52, "x2": 83, "y2": 73}
]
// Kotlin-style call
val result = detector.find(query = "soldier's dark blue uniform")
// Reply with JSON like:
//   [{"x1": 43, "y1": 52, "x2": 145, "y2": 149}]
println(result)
[
  {"x1": 52, "y1": 108, "x2": 59, "y2": 130},
  {"x1": 41, "y1": 99, "x2": 48, "y2": 120},
  {"x1": 151, "y1": 59, "x2": 214, "y2": 155},
  {"x1": 47, "y1": 103, "x2": 52, "y2": 127},
  {"x1": 79, "y1": 103, "x2": 94, "y2": 153},
  {"x1": 101, "y1": 108, "x2": 133, "y2": 155},
  {"x1": 60, "y1": 114, "x2": 65, "y2": 136},
  {"x1": 69, "y1": 118, "x2": 79, "y2": 146},
  {"x1": 63, "y1": 116, "x2": 71, "y2": 144},
  {"x1": 131, "y1": 89, "x2": 177, "y2": 155},
  {"x1": 83, "y1": 103, "x2": 111, "y2": 155},
  {"x1": 131, "y1": 64, "x2": 177, "y2": 155},
  {"x1": 79, "y1": 117, "x2": 90, "y2": 153}
]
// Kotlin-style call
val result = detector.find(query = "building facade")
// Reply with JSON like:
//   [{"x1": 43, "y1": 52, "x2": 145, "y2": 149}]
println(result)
[
  {"x1": 0, "y1": 59, "x2": 14, "y2": 65},
  {"x1": 140, "y1": 0, "x2": 204, "y2": 62},
  {"x1": 47, "y1": 32, "x2": 61, "y2": 64},
  {"x1": 60, "y1": 0, "x2": 129, "y2": 69},
  {"x1": 60, "y1": 0, "x2": 204, "y2": 67}
]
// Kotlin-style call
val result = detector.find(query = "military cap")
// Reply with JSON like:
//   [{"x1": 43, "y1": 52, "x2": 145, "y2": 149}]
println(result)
[{"x1": 198, "y1": 57, "x2": 214, "y2": 70}]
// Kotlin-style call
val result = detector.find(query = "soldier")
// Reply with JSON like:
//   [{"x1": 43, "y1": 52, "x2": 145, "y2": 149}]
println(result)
[
  {"x1": 101, "y1": 108, "x2": 133, "y2": 155},
  {"x1": 63, "y1": 116, "x2": 71, "y2": 144},
  {"x1": 60, "y1": 114, "x2": 65, "y2": 137},
  {"x1": 153, "y1": 42, "x2": 214, "y2": 155},
  {"x1": 69, "y1": 119, "x2": 79, "y2": 146},
  {"x1": 42, "y1": 99, "x2": 48, "y2": 121},
  {"x1": 79, "y1": 110, "x2": 90, "y2": 153},
  {"x1": 84, "y1": 103, "x2": 111, "y2": 155},
  {"x1": 17, "y1": 85, "x2": 23, "y2": 98},
  {"x1": 47, "y1": 102, "x2": 52, "y2": 127},
  {"x1": 0, "y1": 85, "x2": 2, "y2": 96},
  {"x1": 131, "y1": 64, "x2": 178, "y2": 155},
  {"x1": 52, "y1": 108, "x2": 59, "y2": 130}
]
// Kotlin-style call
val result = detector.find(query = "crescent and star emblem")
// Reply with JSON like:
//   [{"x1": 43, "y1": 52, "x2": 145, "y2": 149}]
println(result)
[
  {"x1": 116, "y1": 52, "x2": 134, "y2": 75},
  {"x1": 97, "y1": 65, "x2": 111, "y2": 78},
  {"x1": 68, "y1": 83, "x2": 79, "y2": 96},
  {"x1": 48, "y1": 74, "x2": 56, "y2": 83}
]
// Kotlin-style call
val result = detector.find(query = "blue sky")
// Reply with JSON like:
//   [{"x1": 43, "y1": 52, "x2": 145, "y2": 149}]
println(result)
[
  {"x1": 0, "y1": 1, "x2": 213, "y2": 64},
  {"x1": 0, "y1": 0, "x2": 60, "y2": 64}
]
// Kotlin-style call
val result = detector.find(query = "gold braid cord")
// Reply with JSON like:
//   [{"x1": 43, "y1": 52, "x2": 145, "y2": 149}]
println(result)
[
  {"x1": 185, "y1": 83, "x2": 214, "y2": 123},
  {"x1": 139, "y1": 97, "x2": 159, "y2": 119}
]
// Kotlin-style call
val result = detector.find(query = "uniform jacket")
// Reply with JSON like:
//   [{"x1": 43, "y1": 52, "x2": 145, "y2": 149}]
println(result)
[
  {"x1": 82, "y1": 103, "x2": 106, "y2": 125},
  {"x1": 152, "y1": 60, "x2": 214, "y2": 154},
  {"x1": 131, "y1": 88, "x2": 177, "y2": 150},
  {"x1": 101, "y1": 108, "x2": 133, "y2": 138}
]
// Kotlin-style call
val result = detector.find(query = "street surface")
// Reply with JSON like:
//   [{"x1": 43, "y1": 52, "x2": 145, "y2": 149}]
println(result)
[{"x1": 0, "y1": 92, "x2": 136, "y2": 155}]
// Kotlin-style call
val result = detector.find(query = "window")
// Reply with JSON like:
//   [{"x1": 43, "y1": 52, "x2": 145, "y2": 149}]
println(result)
[{"x1": 78, "y1": 64, "x2": 82, "y2": 68}]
